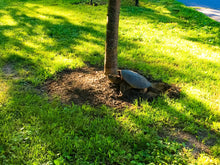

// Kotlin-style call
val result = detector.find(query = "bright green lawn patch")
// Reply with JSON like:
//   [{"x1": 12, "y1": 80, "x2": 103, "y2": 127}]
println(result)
[{"x1": 0, "y1": 0, "x2": 220, "y2": 164}]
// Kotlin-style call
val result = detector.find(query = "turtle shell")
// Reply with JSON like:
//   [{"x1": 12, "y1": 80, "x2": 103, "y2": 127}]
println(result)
[{"x1": 120, "y1": 70, "x2": 151, "y2": 89}]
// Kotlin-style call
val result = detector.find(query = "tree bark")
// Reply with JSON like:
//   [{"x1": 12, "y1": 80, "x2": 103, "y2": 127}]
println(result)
[
  {"x1": 135, "y1": 0, "x2": 139, "y2": 6},
  {"x1": 104, "y1": 0, "x2": 121, "y2": 75}
]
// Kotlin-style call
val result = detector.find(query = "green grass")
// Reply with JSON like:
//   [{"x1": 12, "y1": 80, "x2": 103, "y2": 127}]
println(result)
[{"x1": 0, "y1": 0, "x2": 220, "y2": 164}]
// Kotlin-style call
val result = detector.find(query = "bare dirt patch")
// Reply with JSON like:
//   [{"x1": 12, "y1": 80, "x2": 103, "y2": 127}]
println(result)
[
  {"x1": 2, "y1": 64, "x2": 20, "y2": 80},
  {"x1": 158, "y1": 128, "x2": 218, "y2": 158},
  {"x1": 44, "y1": 67, "x2": 180, "y2": 109},
  {"x1": 44, "y1": 67, "x2": 218, "y2": 158}
]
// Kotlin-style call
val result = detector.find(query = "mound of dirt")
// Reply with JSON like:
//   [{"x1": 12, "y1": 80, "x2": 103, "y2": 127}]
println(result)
[{"x1": 44, "y1": 67, "x2": 180, "y2": 109}]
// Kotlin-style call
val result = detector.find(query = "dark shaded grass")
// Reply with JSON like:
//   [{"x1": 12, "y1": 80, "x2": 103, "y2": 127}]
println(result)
[{"x1": 0, "y1": 0, "x2": 219, "y2": 164}]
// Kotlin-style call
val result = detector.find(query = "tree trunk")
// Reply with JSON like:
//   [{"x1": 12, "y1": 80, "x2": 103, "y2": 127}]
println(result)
[
  {"x1": 104, "y1": 0, "x2": 121, "y2": 75},
  {"x1": 135, "y1": 0, "x2": 139, "y2": 6}
]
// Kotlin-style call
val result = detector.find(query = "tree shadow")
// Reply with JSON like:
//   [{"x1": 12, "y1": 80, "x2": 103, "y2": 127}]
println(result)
[
  {"x1": 0, "y1": 4, "x2": 106, "y2": 73},
  {"x1": 120, "y1": 1, "x2": 220, "y2": 46},
  {"x1": 0, "y1": 1, "x2": 219, "y2": 164},
  {"x1": 9, "y1": 7, "x2": 104, "y2": 47},
  {"x1": 127, "y1": 94, "x2": 220, "y2": 155},
  {"x1": 0, "y1": 25, "x2": 15, "y2": 46},
  {"x1": 164, "y1": 1, "x2": 220, "y2": 46},
  {"x1": 1, "y1": 53, "x2": 36, "y2": 71},
  {"x1": 42, "y1": 63, "x2": 219, "y2": 162}
]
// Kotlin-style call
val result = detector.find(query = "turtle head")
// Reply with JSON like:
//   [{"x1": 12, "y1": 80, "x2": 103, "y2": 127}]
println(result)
[
  {"x1": 108, "y1": 72, "x2": 122, "y2": 84},
  {"x1": 108, "y1": 74, "x2": 122, "y2": 84}
]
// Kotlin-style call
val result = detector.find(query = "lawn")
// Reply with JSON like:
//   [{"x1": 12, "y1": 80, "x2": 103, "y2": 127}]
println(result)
[{"x1": 0, "y1": 0, "x2": 219, "y2": 164}]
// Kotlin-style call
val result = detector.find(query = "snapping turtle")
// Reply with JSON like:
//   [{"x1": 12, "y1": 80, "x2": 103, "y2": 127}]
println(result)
[
  {"x1": 108, "y1": 70, "x2": 152, "y2": 94},
  {"x1": 108, "y1": 69, "x2": 177, "y2": 103}
]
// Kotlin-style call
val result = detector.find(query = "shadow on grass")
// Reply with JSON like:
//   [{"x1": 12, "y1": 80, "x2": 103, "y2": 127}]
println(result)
[
  {"x1": 165, "y1": 1, "x2": 220, "y2": 46},
  {"x1": 120, "y1": 1, "x2": 220, "y2": 46},
  {"x1": 0, "y1": 4, "x2": 106, "y2": 74},
  {"x1": 9, "y1": 7, "x2": 104, "y2": 48},
  {"x1": 1, "y1": 70, "x2": 219, "y2": 164},
  {"x1": 0, "y1": 1, "x2": 219, "y2": 164}
]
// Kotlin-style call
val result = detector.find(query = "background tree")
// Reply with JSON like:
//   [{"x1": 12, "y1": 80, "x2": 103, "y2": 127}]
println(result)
[
  {"x1": 135, "y1": 0, "x2": 139, "y2": 6},
  {"x1": 104, "y1": 0, "x2": 121, "y2": 75}
]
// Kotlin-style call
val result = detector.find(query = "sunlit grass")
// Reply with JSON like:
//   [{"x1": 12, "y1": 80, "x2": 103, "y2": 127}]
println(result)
[
  {"x1": 194, "y1": 154, "x2": 220, "y2": 165},
  {"x1": 0, "y1": 81, "x2": 9, "y2": 107},
  {"x1": 0, "y1": 15, "x2": 17, "y2": 26},
  {"x1": 0, "y1": 0, "x2": 219, "y2": 164}
]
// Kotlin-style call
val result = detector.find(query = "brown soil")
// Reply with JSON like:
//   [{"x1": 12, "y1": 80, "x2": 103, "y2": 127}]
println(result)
[
  {"x1": 2, "y1": 64, "x2": 20, "y2": 80},
  {"x1": 44, "y1": 67, "x2": 180, "y2": 109},
  {"x1": 43, "y1": 67, "x2": 218, "y2": 158},
  {"x1": 158, "y1": 128, "x2": 218, "y2": 158}
]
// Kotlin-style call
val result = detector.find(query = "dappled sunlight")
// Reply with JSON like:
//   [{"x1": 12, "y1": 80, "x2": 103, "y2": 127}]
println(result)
[
  {"x1": 0, "y1": 80, "x2": 10, "y2": 106},
  {"x1": 23, "y1": 4, "x2": 71, "y2": 24},
  {"x1": 160, "y1": 92, "x2": 220, "y2": 142},
  {"x1": 185, "y1": 85, "x2": 211, "y2": 99},
  {"x1": 194, "y1": 153, "x2": 220, "y2": 165},
  {"x1": 0, "y1": 2, "x2": 107, "y2": 82},
  {"x1": 2, "y1": 29, "x2": 16, "y2": 38},
  {"x1": 197, "y1": 52, "x2": 220, "y2": 62},
  {"x1": 116, "y1": 111, "x2": 142, "y2": 135},
  {"x1": 0, "y1": 14, "x2": 17, "y2": 26},
  {"x1": 119, "y1": 16, "x2": 219, "y2": 81},
  {"x1": 0, "y1": 0, "x2": 219, "y2": 164},
  {"x1": 119, "y1": 23, "x2": 219, "y2": 111},
  {"x1": 114, "y1": 96, "x2": 220, "y2": 163},
  {"x1": 23, "y1": 40, "x2": 42, "y2": 50},
  {"x1": 52, "y1": 55, "x2": 84, "y2": 71},
  {"x1": 184, "y1": 84, "x2": 220, "y2": 113},
  {"x1": 24, "y1": 2, "x2": 106, "y2": 26},
  {"x1": 212, "y1": 122, "x2": 220, "y2": 132}
]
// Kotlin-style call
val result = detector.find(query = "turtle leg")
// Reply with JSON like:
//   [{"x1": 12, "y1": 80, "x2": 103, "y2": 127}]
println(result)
[
  {"x1": 142, "y1": 88, "x2": 148, "y2": 94},
  {"x1": 120, "y1": 81, "x2": 131, "y2": 94}
]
